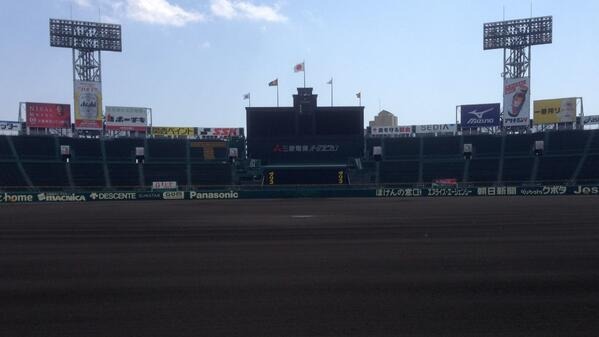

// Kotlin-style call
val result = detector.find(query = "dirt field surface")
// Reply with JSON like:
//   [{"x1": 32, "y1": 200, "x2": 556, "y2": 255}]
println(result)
[{"x1": 1, "y1": 197, "x2": 599, "y2": 337}]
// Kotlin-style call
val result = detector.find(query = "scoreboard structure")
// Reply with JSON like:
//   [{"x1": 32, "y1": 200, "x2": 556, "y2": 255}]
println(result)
[
  {"x1": 246, "y1": 88, "x2": 364, "y2": 165},
  {"x1": 247, "y1": 88, "x2": 364, "y2": 185}
]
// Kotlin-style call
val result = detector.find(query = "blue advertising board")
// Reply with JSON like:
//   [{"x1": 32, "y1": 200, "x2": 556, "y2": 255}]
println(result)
[{"x1": 460, "y1": 103, "x2": 501, "y2": 128}]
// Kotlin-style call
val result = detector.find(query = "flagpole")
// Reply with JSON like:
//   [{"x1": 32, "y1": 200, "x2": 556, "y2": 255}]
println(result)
[
  {"x1": 330, "y1": 79, "x2": 334, "y2": 106},
  {"x1": 276, "y1": 84, "x2": 279, "y2": 107},
  {"x1": 303, "y1": 60, "x2": 306, "y2": 88}
]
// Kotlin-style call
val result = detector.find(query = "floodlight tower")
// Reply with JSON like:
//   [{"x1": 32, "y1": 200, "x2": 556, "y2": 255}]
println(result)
[
  {"x1": 49, "y1": 19, "x2": 122, "y2": 131},
  {"x1": 483, "y1": 16, "x2": 552, "y2": 129}
]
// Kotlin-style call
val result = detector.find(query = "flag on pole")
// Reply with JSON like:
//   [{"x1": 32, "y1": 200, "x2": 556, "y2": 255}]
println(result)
[
  {"x1": 268, "y1": 79, "x2": 278, "y2": 86},
  {"x1": 294, "y1": 62, "x2": 305, "y2": 73},
  {"x1": 243, "y1": 93, "x2": 250, "y2": 100},
  {"x1": 326, "y1": 78, "x2": 333, "y2": 85},
  {"x1": 356, "y1": 92, "x2": 361, "y2": 99}
]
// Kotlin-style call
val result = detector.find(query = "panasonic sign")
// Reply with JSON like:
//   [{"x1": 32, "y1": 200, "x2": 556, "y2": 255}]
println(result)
[{"x1": 189, "y1": 191, "x2": 239, "y2": 200}]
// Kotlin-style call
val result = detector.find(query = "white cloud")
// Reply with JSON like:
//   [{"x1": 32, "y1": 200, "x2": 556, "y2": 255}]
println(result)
[
  {"x1": 70, "y1": 0, "x2": 285, "y2": 26},
  {"x1": 211, "y1": 0, "x2": 287, "y2": 23},
  {"x1": 126, "y1": 0, "x2": 204, "y2": 26}
]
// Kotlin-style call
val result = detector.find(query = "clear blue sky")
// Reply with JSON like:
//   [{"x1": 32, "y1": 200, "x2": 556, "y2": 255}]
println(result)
[{"x1": 0, "y1": 0, "x2": 597, "y2": 127}]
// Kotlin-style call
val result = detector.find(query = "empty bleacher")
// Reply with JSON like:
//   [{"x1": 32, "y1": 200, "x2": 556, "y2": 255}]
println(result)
[
  {"x1": 143, "y1": 163, "x2": 188, "y2": 187},
  {"x1": 0, "y1": 162, "x2": 27, "y2": 189},
  {"x1": 546, "y1": 131, "x2": 589, "y2": 155},
  {"x1": 504, "y1": 133, "x2": 543, "y2": 155},
  {"x1": 104, "y1": 138, "x2": 145, "y2": 161},
  {"x1": 463, "y1": 135, "x2": 502, "y2": 157},
  {"x1": 379, "y1": 161, "x2": 419, "y2": 184},
  {"x1": 22, "y1": 162, "x2": 68, "y2": 189},
  {"x1": 501, "y1": 157, "x2": 534, "y2": 183},
  {"x1": 108, "y1": 163, "x2": 140, "y2": 188},
  {"x1": 12, "y1": 136, "x2": 57, "y2": 160},
  {"x1": 577, "y1": 155, "x2": 599, "y2": 183},
  {"x1": 0, "y1": 136, "x2": 14, "y2": 159},
  {"x1": 147, "y1": 139, "x2": 187, "y2": 162},
  {"x1": 191, "y1": 163, "x2": 232, "y2": 186},
  {"x1": 422, "y1": 160, "x2": 464, "y2": 183},
  {"x1": 384, "y1": 138, "x2": 420, "y2": 159},
  {"x1": 467, "y1": 159, "x2": 499, "y2": 184},
  {"x1": 1, "y1": 131, "x2": 598, "y2": 190},
  {"x1": 60, "y1": 138, "x2": 103, "y2": 161},
  {"x1": 70, "y1": 163, "x2": 106, "y2": 188},
  {"x1": 536, "y1": 156, "x2": 580, "y2": 183}
]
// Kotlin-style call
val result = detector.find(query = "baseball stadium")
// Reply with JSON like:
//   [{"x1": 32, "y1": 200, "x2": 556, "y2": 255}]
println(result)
[{"x1": 1, "y1": 3, "x2": 599, "y2": 337}]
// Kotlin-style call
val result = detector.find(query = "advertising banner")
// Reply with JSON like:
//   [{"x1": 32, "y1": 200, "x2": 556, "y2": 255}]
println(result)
[
  {"x1": 415, "y1": 124, "x2": 457, "y2": 134},
  {"x1": 0, "y1": 121, "x2": 21, "y2": 132},
  {"x1": 503, "y1": 77, "x2": 530, "y2": 127},
  {"x1": 197, "y1": 128, "x2": 243, "y2": 139},
  {"x1": 2, "y1": 185, "x2": 599, "y2": 204},
  {"x1": 371, "y1": 125, "x2": 412, "y2": 136},
  {"x1": 105, "y1": 106, "x2": 148, "y2": 131},
  {"x1": 582, "y1": 115, "x2": 599, "y2": 126},
  {"x1": 151, "y1": 127, "x2": 195, "y2": 137},
  {"x1": 533, "y1": 98, "x2": 577, "y2": 124},
  {"x1": 25, "y1": 103, "x2": 71, "y2": 129},
  {"x1": 460, "y1": 103, "x2": 501, "y2": 128},
  {"x1": 74, "y1": 81, "x2": 103, "y2": 130}
]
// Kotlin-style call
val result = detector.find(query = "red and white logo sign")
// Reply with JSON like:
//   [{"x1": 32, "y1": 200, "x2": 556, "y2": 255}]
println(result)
[{"x1": 26, "y1": 103, "x2": 71, "y2": 129}]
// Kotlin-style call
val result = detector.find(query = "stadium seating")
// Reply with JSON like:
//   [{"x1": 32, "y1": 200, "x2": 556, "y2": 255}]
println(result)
[
  {"x1": 379, "y1": 161, "x2": 419, "y2": 184},
  {"x1": 504, "y1": 133, "x2": 543, "y2": 155},
  {"x1": 467, "y1": 159, "x2": 500, "y2": 184},
  {"x1": 2, "y1": 130, "x2": 599, "y2": 190},
  {"x1": 536, "y1": 156, "x2": 580, "y2": 183},
  {"x1": 0, "y1": 162, "x2": 28, "y2": 189},
  {"x1": 546, "y1": 131, "x2": 588, "y2": 155},
  {"x1": 0, "y1": 136, "x2": 14, "y2": 159},
  {"x1": 384, "y1": 138, "x2": 420, "y2": 159},
  {"x1": 501, "y1": 157, "x2": 534, "y2": 183},
  {"x1": 143, "y1": 163, "x2": 188, "y2": 187},
  {"x1": 588, "y1": 131, "x2": 599, "y2": 153},
  {"x1": 577, "y1": 155, "x2": 599, "y2": 183},
  {"x1": 12, "y1": 136, "x2": 57, "y2": 160},
  {"x1": 191, "y1": 163, "x2": 232, "y2": 186},
  {"x1": 59, "y1": 138, "x2": 103, "y2": 161},
  {"x1": 108, "y1": 163, "x2": 141, "y2": 188},
  {"x1": 422, "y1": 136, "x2": 461, "y2": 157},
  {"x1": 147, "y1": 139, "x2": 187, "y2": 162},
  {"x1": 104, "y1": 138, "x2": 145, "y2": 161},
  {"x1": 422, "y1": 160, "x2": 464, "y2": 183},
  {"x1": 463, "y1": 135, "x2": 502, "y2": 157},
  {"x1": 22, "y1": 162, "x2": 69, "y2": 189},
  {"x1": 70, "y1": 163, "x2": 106, "y2": 188}
]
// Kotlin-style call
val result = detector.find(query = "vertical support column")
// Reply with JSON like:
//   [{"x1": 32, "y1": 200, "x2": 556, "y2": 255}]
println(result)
[
  {"x1": 497, "y1": 133, "x2": 506, "y2": 184},
  {"x1": 100, "y1": 137, "x2": 111, "y2": 189},
  {"x1": 186, "y1": 139, "x2": 192, "y2": 190},
  {"x1": 417, "y1": 137, "x2": 424, "y2": 184},
  {"x1": 6, "y1": 136, "x2": 34, "y2": 189}
]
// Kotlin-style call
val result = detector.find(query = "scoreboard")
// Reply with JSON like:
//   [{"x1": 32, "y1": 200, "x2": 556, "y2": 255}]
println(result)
[{"x1": 246, "y1": 88, "x2": 364, "y2": 164}]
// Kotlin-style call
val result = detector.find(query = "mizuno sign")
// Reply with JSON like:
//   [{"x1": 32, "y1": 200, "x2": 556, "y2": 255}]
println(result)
[{"x1": 460, "y1": 103, "x2": 501, "y2": 127}]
